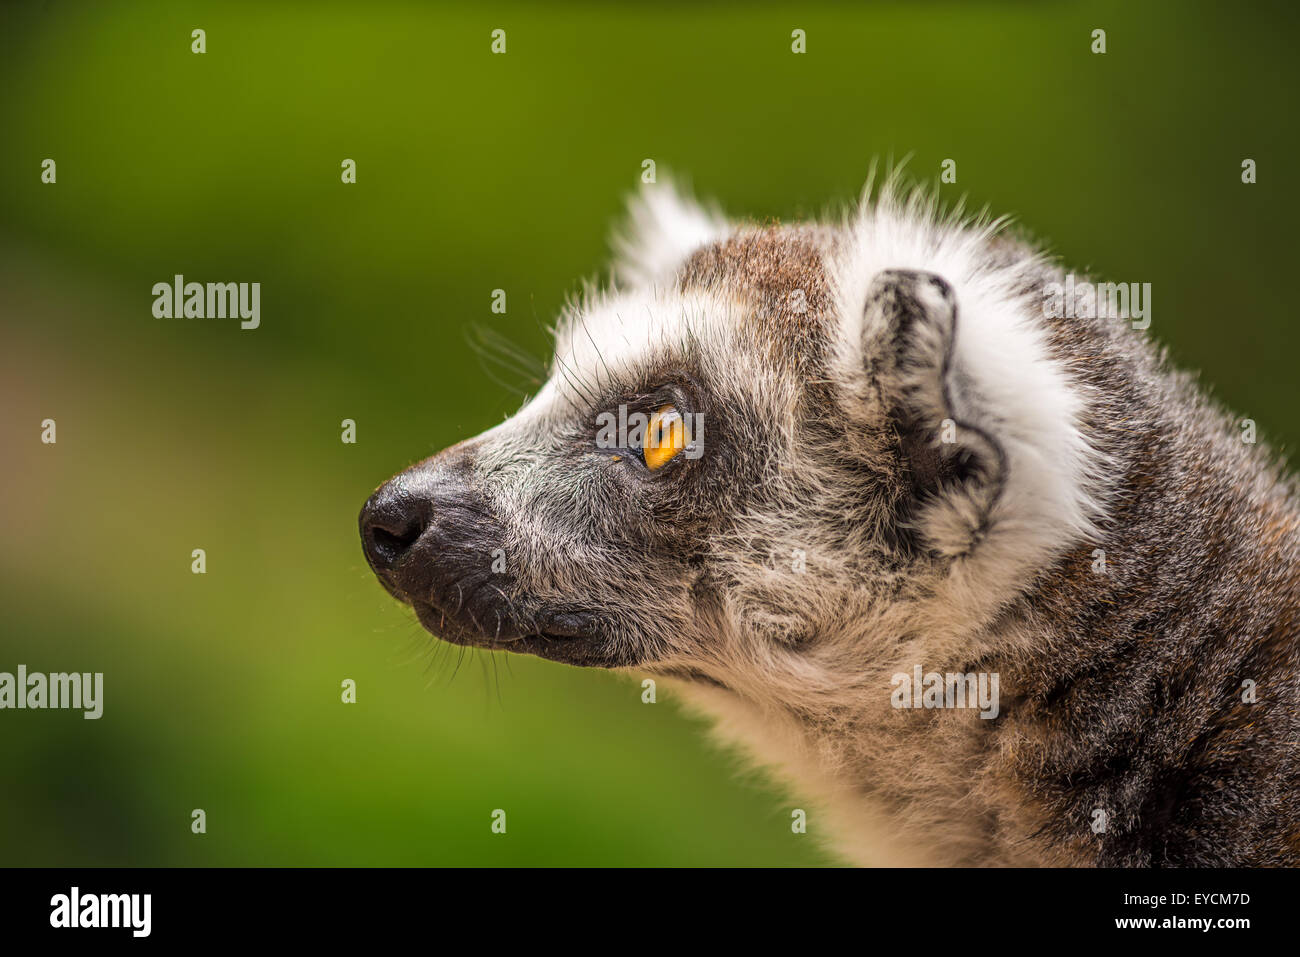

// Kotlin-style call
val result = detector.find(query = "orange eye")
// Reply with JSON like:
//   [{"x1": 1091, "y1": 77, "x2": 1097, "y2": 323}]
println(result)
[{"x1": 643, "y1": 404, "x2": 688, "y2": 471}]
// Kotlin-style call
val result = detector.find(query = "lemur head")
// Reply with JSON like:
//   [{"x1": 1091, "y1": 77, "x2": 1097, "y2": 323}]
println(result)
[{"x1": 361, "y1": 178, "x2": 1102, "y2": 698}]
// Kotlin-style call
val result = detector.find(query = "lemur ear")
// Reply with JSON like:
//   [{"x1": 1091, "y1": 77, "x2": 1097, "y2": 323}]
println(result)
[
  {"x1": 612, "y1": 178, "x2": 729, "y2": 287},
  {"x1": 863, "y1": 269, "x2": 1007, "y2": 558}
]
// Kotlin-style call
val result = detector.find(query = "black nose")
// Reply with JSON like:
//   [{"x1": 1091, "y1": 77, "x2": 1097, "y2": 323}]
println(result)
[{"x1": 359, "y1": 481, "x2": 430, "y2": 573}]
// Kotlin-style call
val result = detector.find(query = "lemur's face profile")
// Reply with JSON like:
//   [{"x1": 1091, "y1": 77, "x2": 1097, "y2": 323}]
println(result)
[
  {"x1": 360, "y1": 180, "x2": 1097, "y2": 694},
  {"x1": 357, "y1": 178, "x2": 1300, "y2": 870}
]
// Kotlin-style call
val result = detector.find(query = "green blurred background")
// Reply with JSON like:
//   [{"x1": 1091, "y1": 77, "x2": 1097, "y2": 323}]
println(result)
[{"x1": 0, "y1": 0, "x2": 1295, "y2": 866}]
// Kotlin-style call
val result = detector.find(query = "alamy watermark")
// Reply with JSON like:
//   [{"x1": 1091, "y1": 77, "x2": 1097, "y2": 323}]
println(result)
[
  {"x1": 890, "y1": 665, "x2": 999, "y2": 719},
  {"x1": 595, "y1": 404, "x2": 704, "y2": 459},
  {"x1": 0, "y1": 665, "x2": 103, "y2": 719},
  {"x1": 1043, "y1": 273, "x2": 1151, "y2": 330},
  {"x1": 152, "y1": 274, "x2": 260, "y2": 329},
  {"x1": 50, "y1": 887, "x2": 150, "y2": 937}
]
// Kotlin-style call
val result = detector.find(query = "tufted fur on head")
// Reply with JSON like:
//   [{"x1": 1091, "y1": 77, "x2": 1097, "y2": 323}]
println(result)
[{"x1": 363, "y1": 172, "x2": 1300, "y2": 866}]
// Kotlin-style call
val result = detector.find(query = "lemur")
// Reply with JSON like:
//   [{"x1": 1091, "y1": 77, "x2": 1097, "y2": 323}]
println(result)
[{"x1": 360, "y1": 175, "x2": 1300, "y2": 866}]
